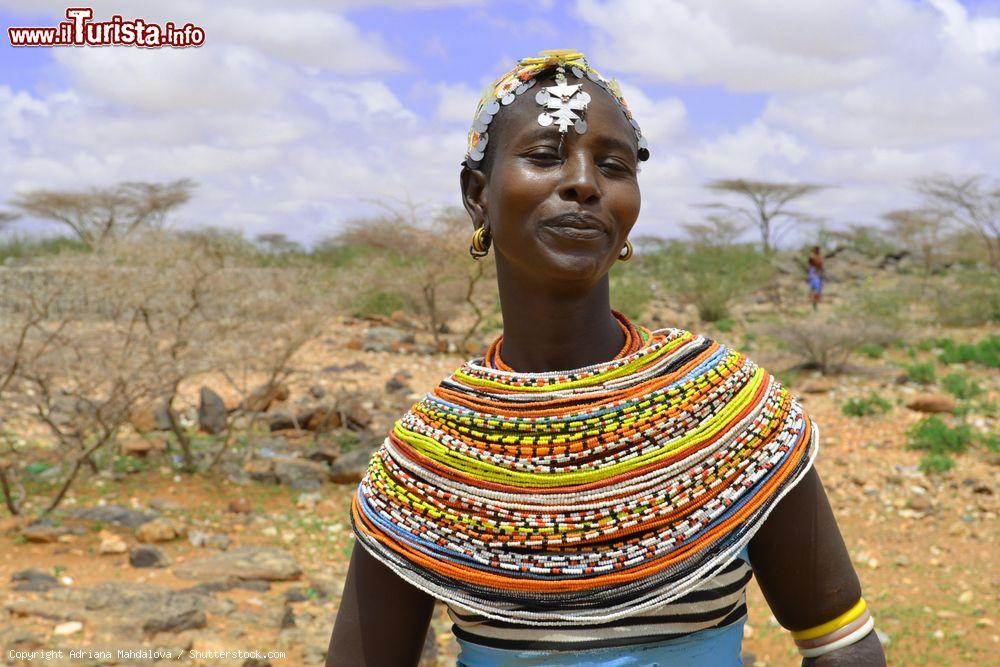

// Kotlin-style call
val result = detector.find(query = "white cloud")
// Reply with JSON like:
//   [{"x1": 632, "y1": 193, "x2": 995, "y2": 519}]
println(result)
[
  {"x1": 576, "y1": 0, "x2": 933, "y2": 93},
  {"x1": 2, "y1": 0, "x2": 997, "y2": 248}
]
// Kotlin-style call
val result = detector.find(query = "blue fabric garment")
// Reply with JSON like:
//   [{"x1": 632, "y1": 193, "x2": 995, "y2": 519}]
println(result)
[
  {"x1": 808, "y1": 266, "x2": 823, "y2": 294},
  {"x1": 454, "y1": 548, "x2": 751, "y2": 667},
  {"x1": 455, "y1": 617, "x2": 746, "y2": 667}
]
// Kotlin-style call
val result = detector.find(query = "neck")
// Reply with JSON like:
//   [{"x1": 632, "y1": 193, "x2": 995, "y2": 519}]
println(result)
[{"x1": 494, "y1": 262, "x2": 625, "y2": 373}]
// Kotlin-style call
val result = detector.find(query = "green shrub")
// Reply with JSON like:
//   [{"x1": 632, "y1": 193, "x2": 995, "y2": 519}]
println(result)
[
  {"x1": 914, "y1": 337, "x2": 944, "y2": 352},
  {"x1": 0, "y1": 234, "x2": 88, "y2": 262},
  {"x1": 932, "y1": 269, "x2": 1000, "y2": 327},
  {"x1": 646, "y1": 241, "x2": 773, "y2": 323},
  {"x1": 937, "y1": 335, "x2": 1000, "y2": 368},
  {"x1": 714, "y1": 317, "x2": 735, "y2": 333},
  {"x1": 941, "y1": 373, "x2": 984, "y2": 400},
  {"x1": 919, "y1": 452, "x2": 955, "y2": 474},
  {"x1": 610, "y1": 266, "x2": 654, "y2": 323},
  {"x1": 841, "y1": 394, "x2": 893, "y2": 417},
  {"x1": 904, "y1": 362, "x2": 937, "y2": 385},
  {"x1": 907, "y1": 416, "x2": 973, "y2": 455},
  {"x1": 351, "y1": 290, "x2": 406, "y2": 318},
  {"x1": 840, "y1": 282, "x2": 913, "y2": 333},
  {"x1": 856, "y1": 344, "x2": 885, "y2": 359}
]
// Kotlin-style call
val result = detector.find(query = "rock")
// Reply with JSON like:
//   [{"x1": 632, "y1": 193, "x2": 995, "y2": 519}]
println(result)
[
  {"x1": 385, "y1": 373, "x2": 410, "y2": 393},
  {"x1": 907, "y1": 496, "x2": 934, "y2": 512},
  {"x1": 85, "y1": 581, "x2": 207, "y2": 634},
  {"x1": 330, "y1": 446, "x2": 378, "y2": 484},
  {"x1": 12, "y1": 579, "x2": 57, "y2": 592},
  {"x1": 801, "y1": 378, "x2": 835, "y2": 394},
  {"x1": 130, "y1": 544, "x2": 170, "y2": 568},
  {"x1": 228, "y1": 498, "x2": 251, "y2": 514},
  {"x1": 173, "y1": 547, "x2": 302, "y2": 582},
  {"x1": 245, "y1": 383, "x2": 290, "y2": 413},
  {"x1": 147, "y1": 497, "x2": 184, "y2": 512},
  {"x1": 188, "y1": 531, "x2": 232, "y2": 550},
  {"x1": 363, "y1": 326, "x2": 416, "y2": 353},
  {"x1": 0, "y1": 627, "x2": 43, "y2": 649},
  {"x1": 120, "y1": 435, "x2": 168, "y2": 457},
  {"x1": 294, "y1": 494, "x2": 322, "y2": 514},
  {"x1": 20, "y1": 523, "x2": 65, "y2": 543},
  {"x1": 98, "y1": 530, "x2": 128, "y2": 554},
  {"x1": 273, "y1": 458, "x2": 330, "y2": 491},
  {"x1": 53, "y1": 620, "x2": 83, "y2": 635},
  {"x1": 324, "y1": 361, "x2": 370, "y2": 373},
  {"x1": 199, "y1": 386, "x2": 228, "y2": 434},
  {"x1": 307, "y1": 444, "x2": 340, "y2": 465},
  {"x1": 305, "y1": 406, "x2": 342, "y2": 432},
  {"x1": 339, "y1": 397, "x2": 373, "y2": 430},
  {"x1": 306, "y1": 574, "x2": 341, "y2": 599},
  {"x1": 135, "y1": 518, "x2": 185, "y2": 543},
  {"x1": 5, "y1": 599, "x2": 85, "y2": 622},
  {"x1": 10, "y1": 569, "x2": 59, "y2": 592},
  {"x1": 284, "y1": 587, "x2": 310, "y2": 603},
  {"x1": 906, "y1": 394, "x2": 957, "y2": 414},
  {"x1": 129, "y1": 401, "x2": 174, "y2": 433},
  {"x1": 267, "y1": 412, "x2": 300, "y2": 432},
  {"x1": 235, "y1": 579, "x2": 271, "y2": 592},
  {"x1": 246, "y1": 459, "x2": 279, "y2": 484},
  {"x1": 72, "y1": 504, "x2": 156, "y2": 529}
]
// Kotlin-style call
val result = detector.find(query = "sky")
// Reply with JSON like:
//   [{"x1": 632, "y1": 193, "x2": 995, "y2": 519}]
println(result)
[{"x1": 0, "y1": 0, "x2": 998, "y2": 247}]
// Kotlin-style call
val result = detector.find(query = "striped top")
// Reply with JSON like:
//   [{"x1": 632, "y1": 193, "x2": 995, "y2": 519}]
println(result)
[
  {"x1": 352, "y1": 320, "x2": 817, "y2": 641},
  {"x1": 448, "y1": 549, "x2": 752, "y2": 651}
]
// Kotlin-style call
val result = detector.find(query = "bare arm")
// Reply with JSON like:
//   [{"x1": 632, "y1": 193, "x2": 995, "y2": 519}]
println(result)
[
  {"x1": 327, "y1": 543, "x2": 435, "y2": 667},
  {"x1": 748, "y1": 467, "x2": 886, "y2": 666}
]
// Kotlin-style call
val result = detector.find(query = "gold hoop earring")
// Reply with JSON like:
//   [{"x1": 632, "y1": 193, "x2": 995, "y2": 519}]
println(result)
[
  {"x1": 470, "y1": 226, "x2": 491, "y2": 259},
  {"x1": 618, "y1": 240, "x2": 633, "y2": 262}
]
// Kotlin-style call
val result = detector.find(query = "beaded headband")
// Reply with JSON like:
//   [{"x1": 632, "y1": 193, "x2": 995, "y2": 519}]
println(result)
[{"x1": 464, "y1": 49, "x2": 650, "y2": 169}]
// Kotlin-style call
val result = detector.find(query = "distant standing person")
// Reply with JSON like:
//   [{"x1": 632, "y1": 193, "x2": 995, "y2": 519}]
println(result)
[{"x1": 808, "y1": 245, "x2": 825, "y2": 309}]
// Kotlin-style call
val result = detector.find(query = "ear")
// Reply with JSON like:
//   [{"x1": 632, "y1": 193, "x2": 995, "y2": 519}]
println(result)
[{"x1": 460, "y1": 167, "x2": 488, "y2": 231}]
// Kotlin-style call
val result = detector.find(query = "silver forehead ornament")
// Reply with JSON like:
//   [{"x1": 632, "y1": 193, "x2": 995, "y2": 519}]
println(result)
[{"x1": 535, "y1": 66, "x2": 591, "y2": 135}]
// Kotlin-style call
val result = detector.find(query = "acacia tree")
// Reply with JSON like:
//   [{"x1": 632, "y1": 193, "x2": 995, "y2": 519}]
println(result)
[
  {"x1": 10, "y1": 179, "x2": 194, "y2": 249},
  {"x1": 882, "y1": 208, "x2": 947, "y2": 275},
  {"x1": 701, "y1": 179, "x2": 825, "y2": 254},
  {"x1": 916, "y1": 175, "x2": 999, "y2": 271}
]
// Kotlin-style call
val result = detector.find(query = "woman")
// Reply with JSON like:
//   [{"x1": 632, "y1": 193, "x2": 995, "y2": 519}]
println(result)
[
  {"x1": 808, "y1": 246, "x2": 825, "y2": 310},
  {"x1": 328, "y1": 51, "x2": 885, "y2": 667}
]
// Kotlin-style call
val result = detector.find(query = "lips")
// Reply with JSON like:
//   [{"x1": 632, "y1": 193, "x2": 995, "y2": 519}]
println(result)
[{"x1": 541, "y1": 212, "x2": 608, "y2": 240}]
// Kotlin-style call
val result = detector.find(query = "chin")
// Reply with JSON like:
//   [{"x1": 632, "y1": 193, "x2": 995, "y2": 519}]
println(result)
[{"x1": 537, "y1": 245, "x2": 613, "y2": 285}]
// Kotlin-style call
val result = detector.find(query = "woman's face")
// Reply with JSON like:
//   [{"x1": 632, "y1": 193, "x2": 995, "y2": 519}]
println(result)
[{"x1": 462, "y1": 76, "x2": 641, "y2": 287}]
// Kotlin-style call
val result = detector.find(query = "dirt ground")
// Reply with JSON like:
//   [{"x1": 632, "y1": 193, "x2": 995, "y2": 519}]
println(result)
[{"x1": 2, "y1": 318, "x2": 997, "y2": 666}]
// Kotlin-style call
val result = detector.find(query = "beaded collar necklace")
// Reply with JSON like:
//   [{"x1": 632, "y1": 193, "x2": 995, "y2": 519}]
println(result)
[{"x1": 353, "y1": 315, "x2": 818, "y2": 625}]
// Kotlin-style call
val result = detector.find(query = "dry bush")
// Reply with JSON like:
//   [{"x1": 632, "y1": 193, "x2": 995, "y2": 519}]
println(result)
[
  {"x1": 333, "y1": 203, "x2": 497, "y2": 346},
  {"x1": 0, "y1": 229, "x2": 342, "y2": 516},
  {"x1": 763, "y1": 314, "x2": 899, "y2": 375}
]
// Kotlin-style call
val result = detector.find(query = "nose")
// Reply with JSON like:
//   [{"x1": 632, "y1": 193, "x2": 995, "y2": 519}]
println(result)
[{"x1": 558, "y1": 149, "x2": 601, "y2": 204}]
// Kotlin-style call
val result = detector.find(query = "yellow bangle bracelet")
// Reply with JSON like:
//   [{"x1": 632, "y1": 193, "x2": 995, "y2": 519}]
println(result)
[{"x1": 791, "y1": 598, "x2": 867, "y2": 641}]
